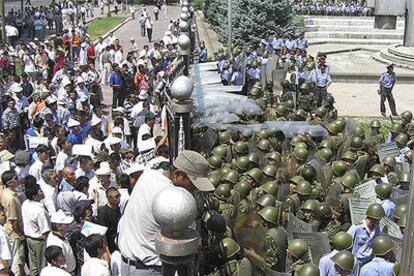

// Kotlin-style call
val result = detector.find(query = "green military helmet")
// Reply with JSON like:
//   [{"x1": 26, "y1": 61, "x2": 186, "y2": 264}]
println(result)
[
  {"x1": 398, "y1": 171, "x2": 410, "y2": 183},
  {"x1": 295, "y1": 109, "x2": 307, "y2": 119},
  {"x1": 231, "y1": 47, "x2": 240, "y2": 56},
  {"x1": 219, "y1": 165, "x2": 232, "y2": 178},
  {"x1": 262, "y1": 165, "x2": 277, "y2": 178},
  {"x1": 295, "y1": 181, "x2": 313, "y2": 196},
  {"x1": 335, "y1": 119, "x2": 347, "y2": 132},
  {"x1": 288, "y1": 239, "x2": 308, "y2": 259},
  {"x1": 281, "y1": 80, "x2": 290, "y2": 89},
  {"x1": 284, "y1": 100, "x2": 295, "y2": 112},
  {"x1": 405, "y1": 150, "x2": 413, "y2": 163},
  {"x1": 258, "y1": 206, "x2": 278, "y2": 225},
  {"x1": 214, "y1": 184, "x2": 232, "y2": 200},
  {"x1": 248, "y1": 152, "x2": 260, "y2": 166},
  {"x1": 241, "y1": 128, "x2": 253, "y2": 139},
  {"x1": 332, "y1": 232, "x2": 353, "y2": 251},
  {"x1": 191, "y1": 123, "x2": 202, "y2": 135},
  {"x1": 219, "y1": 238, "x2": 241, "y2": 259},
  {"x1": 350, "y1": 136, "x2": 363, "y2": 151},
  {"x1": 300, "y1": 199, "x2": 318, "y2": 212},
  {"x1": 222, "y1": 170, "x2": 240, "y2": 185},
  {"x1": 218, "y1": 131, "x2": 231, "y2": 144},
  {"x1": 319, "y1": 148, "x2": 333, "y2": 161},
  {"x1": 290, "y1": 136, "x2": 303, "y2": 146},
  {"x1": 290, "y1": 175, "x2": 305, "y2": 185},
  {"x1": 266, "y1": 151, "x2": 282, "y2": 164},
  {"x1": 332, "y1": 160, "x2": 348, "y2": 177},
  {"x1": 341, "y1": 173, "x2": 358, "y2": 190},
  {"x1": 299, "y1": 82, "x2": 309, "y2": 91},
  {"x1": 257, "y1": 139, "x2": 272, "y2": 152},
  {"x1": 400, "y1": 110, "x2": 413, "y2": 123},
  {"x1": 382, "y1": 156, "x2": 396, "y2": 167},
  {"x1": 257, "y1": 194, "x2": 276, "y2": 208},
  {"x1": 208, "y1": 173, "x2": 221, "y2": 188},
  {"x1": 293, "y1": 147, "x2": 309, "y2": 162},
  {"x1": 370, "y1": 119, "x2": 381, "y2": 129},
  {"x1": 297, "y1": 263, "x2": 319, "y2": 276},
  {"x1": 390, "y1": 122, "x2": 403, "y2": 134},
  {"x1": 256, "y1": 129, "x2": 270, "y2": 140},
  {"x1": 223, "y1": 62, "x2": 230, "y2": 70},
  {"x1": 331, "y1": 250, "x2": 355, "y2": 272},
  {"x1": 369, "y1": 164, "x2": 385, "y2": 177},
  {"x1": 397, "y1": 213, "x2": 406, "y2": 228},
  {"x1": 288, "y1": 63, "x2": 295, "y2": 71},
  {"x1": 233, "y1": 141, "x2": 249, "y2": 155},
  {"x1": 395, "y1": 133, "x2": 409, "y2": 146},
  {"x1": 234, "y1": 181, "x2": 251, "y2": 197},
  {"x1": 212, "y1": 145, "x2": 227, "y2": 159},
  {"x1": 234, "y1": 156, "x2": 250, "y2": 172},
  {"x1": 300, "y1": 165, "x2": 316, "y2": 182},
  {"x1": 341, "y1": 151, "x2": 356, "y2": 162},
  {"x1": 326, "y1": 122, "x2": 339, "y2": 135},
  {"x1": 260, "y1": 181, "x2": 279, "y2": 196},
  {"x1": 393, "y1": 204, "x2": 407, "y2": 220},
  {"x1": 366, "y1": 203, "x2": 385, "y2": 220},
  {"x1": 314, "y1": 202, "x2": 332, "y2": 220},
  {"x1": 319, "y1": 139, "x2": 333, "y2": 149},
  {"x1": 248, "y1": 86, "x2": 262, "y2": 97},
  {"x1": 295, "y1": 142, "x2": 308, "y2": 150},
  {"x1": 315, "y1": 106, "x2": 327, "y2": 117},
  {"x1": 306, "y1": 63, "x2": 314, "y2": 71},
  {"x1": 245, "y1": 168, "x2": 263, "y2": 183},
  {"x1": 208, "y1": 155, "x2": 222, "y2": 170},
  {"x1": 372, "y1": 235, "x2": 394, "y2": 256},
  {"x1": 275, "y1": 105, "x2": 287, "y2": 116}
]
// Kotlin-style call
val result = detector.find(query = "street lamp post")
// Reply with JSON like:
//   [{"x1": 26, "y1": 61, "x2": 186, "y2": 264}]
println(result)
[
  {"x1": 0, "y1": 0, "x2": 5, "y2": 42},
  {"x1": 227, "y1": 0, "x2": 232, "y2": 49}
]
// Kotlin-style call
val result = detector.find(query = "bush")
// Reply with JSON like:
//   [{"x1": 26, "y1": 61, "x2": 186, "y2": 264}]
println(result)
[{"x1": 192, "y1": 0, "x2": 204, "y2": 10}]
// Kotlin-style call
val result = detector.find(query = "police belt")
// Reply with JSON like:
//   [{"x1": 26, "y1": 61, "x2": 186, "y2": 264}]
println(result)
[
  {"x1": 121, "y1": 254, "x2": 161, "y2": 272},
  {"x1": 317, "y1": 85, "x2": 327, "y2": 89}
]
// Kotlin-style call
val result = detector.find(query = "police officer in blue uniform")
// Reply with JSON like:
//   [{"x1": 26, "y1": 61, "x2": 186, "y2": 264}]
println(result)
[{"x1": 378, "y1": 64, "x2": 397, "y2": 117}]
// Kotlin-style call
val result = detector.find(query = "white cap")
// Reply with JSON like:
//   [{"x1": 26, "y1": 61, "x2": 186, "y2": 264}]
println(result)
[
  {"x1": 91, "y1": 115, "x2": 102, "y2": 126},
  {"x1": 108, "y1": 136, "x2": 122, "y2": 146},
  {"x1": 138, "y1": 90, "x2": 148, "y2": 100},
  {"x1": 61, "y1": 78, "x2": 72, "y2": 88},
  {"x1": 95, "y1": 162, "x2": 111, "y2": 175},
  {"x1": 46, "y1": 95, "x2": 58, "y2": 105},
  {"x1": 67, "y1": 118, "x2": 81, "y2": 128},
  {"x1": 9, "y1": 83, "x2": 23, "y2": 93},
  {"x1": 130, "y1": 37, "x2": 135, "y2": 41},
  {"x1": 125, "y1": 163, "x2": 145, "y2": 175},
  {"x1": 76, "y1": 76, "x2": 85, "y2": 84},
  {"x1": 111, "y1": 127, "x2": 123, "y2": 134},
  {"x1": 154, "y1": 51, "x2": 162, "y2": 60},
  {"x1": 138, "y1": 137, "x2": 156, "y2": 152},
  {"x1": 50, "y1": 210, "x2": 74, "y2": 224},
  {"x1": 112, "y1": 107, "x2": 125, "y2": 114}
]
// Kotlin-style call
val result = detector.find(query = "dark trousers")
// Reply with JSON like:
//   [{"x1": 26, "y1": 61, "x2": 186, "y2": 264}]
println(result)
[
  {"x1": 316, "y1": 86, "x2": 327, "y2": 106},
  {"x1": 112, "y1": 87, "x2": 127, "y2": 108},
  {"x1": 380, "y1": 86, "x2": 397, "y2": 115},
  {"x1": 147, "y1": 28, "x2": 152, "y2": 42}
]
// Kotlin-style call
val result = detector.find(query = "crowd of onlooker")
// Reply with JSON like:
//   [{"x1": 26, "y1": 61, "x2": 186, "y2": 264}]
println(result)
[{"x1": 293, "y1": 0, "x2": 372, "y2": 16}]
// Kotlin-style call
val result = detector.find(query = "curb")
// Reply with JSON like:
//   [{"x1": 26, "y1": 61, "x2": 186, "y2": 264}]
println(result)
[{"x1": 93, "y1": 16, "x2": 132, "y2": 46}]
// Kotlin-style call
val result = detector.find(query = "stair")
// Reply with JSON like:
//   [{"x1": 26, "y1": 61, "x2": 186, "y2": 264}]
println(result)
[{"x1": 372, "y1": 45, "x2": 414, "y2": 70}]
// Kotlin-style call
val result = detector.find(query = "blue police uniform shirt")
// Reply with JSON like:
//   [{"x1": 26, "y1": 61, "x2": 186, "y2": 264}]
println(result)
[
  {"x1": 271, "y1": 38, "x2": 284, "y2": 50},
  {"x1": 359, "y1": 257, "x2": 394, "y2": 276},
  {"x1": 305, "y1": 70, "x2": 317, "y2": 84},
  {"x1": 285, "y1": 39, "x2": 296, "y2": 51},
  {"x1": 217, "y1": 60, "x2": 226, "y2": 73},
  {"x1": 380, "y1": 199, "x2": 396, "y2": 219},
  {"x1": 296, "y1": 38, "x2": 308, "y2": 49},
  {"x1": 347, "y1": 221, "x2": 380, "y2": 265},
  {"x1": 231, "y1": 71, "x2": 243, "y2": 86},
  {"x1": 221, "y1": 69, "x2": 232, "y2": 82},
  {"x1": 319, "y1": 250, "x2": 338, "y2": 276},
  {"x1": 317, "y1": 72, "x2": 332, "y2": 87},
  {"x1": 379, "y1": 72, "x2": 396, "y2": 89},
  {"x1": 59, "y1": 179, "x2": 75, "y2": 192},
  {"x1": 199, "y1": 48, "x2": 207, "y2": 62},
  {"x1": 247, "y1": 68, "x2": 257, "y2": 80}
]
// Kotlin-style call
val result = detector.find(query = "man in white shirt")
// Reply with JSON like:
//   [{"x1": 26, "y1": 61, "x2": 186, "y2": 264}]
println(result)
[
  {"x1": 55, "y1": 138, "x2": 72, "y2": 174},
  {"x1": 88, "y1": 162, "x2": 115, "y2": 213},
  {"x1": 75, "y1": 156, "x2": 95, "y2": 180},
  {"x1": 0, "y1": 205, "x2": 12, "y2": 273},
  {"x1": 46, "y1": 211, "x2": 76, "y2": 274},
  {"x1": 137, "y1": 113, "x2": 155, "y2": 153},
  {"x1": 39, "y1": 166, "x2": 58, "y2": 214},
  {"x1": 40, "y1": 246, "x2": 71, "y2": 276},
  {"x1": 21, "y1": 177, "x2": 51, "y2": 276},
  {"x1": 81, "y1": 234, "x2": 110, "y2": 276},
  {"x1": 29, "y1": 145, "x2": 50, "y2": 182},
  {"x1": 118, "y1": 150, "x2": 214, "y2": 275}
]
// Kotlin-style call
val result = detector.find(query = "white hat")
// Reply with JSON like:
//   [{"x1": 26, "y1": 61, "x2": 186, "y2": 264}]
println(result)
[
  {"x1": 46, "y1": 95, "x2": 58, "y2": 105},
  {"x1": 9, "y1": 83, "x2": 23, "y2": 93},
  {"x1": 76, "y1": 76, "x2": 85, "y2": 84},
  {"x1": 137, "y1": 59, "x2": 147, "y2": 66},
  {"x1": 165, "y1": 31, "x2": 172, "y2": 36},
  {"x1": 138, "y1": 137, "x2": 156, "y2": 152},
  {"x1": 111, "y1": 127, "x2": 123, "y2": 134},
  {"x1": 81, "y1": 42, "x2": 87, "y2": 48},
  {"x1": 91, "y1": 115, "x2": 102, "y2": 126},
  {"x1": 125, "y1": 163, "x2": 145, "y2": 175},
  {"x1": 108, "y1": 136, "x2": 122, "y2": 146},
  {"x1": 44, "y1": 39, "x2": 50, "y2": 44},
  {"x1": 0, "y1": 150, "x2": 15, "y2": 162},
  {"x1": 67, "y1": 118, "x2": 81, "y2": 128},
  {"x1": 95, "y1": 162, "x2": 111, "y2": 175},
  {"x1": 138, "y1": 91, "x2": 148, "y2": 100},
  {"x1": 50, "y1": 210, "x2": 74, "y2": 224},
  {"x1": 112, "y1": 107, "x2": 125, "y2": 114},
  {"x1": 130, "y1": 37, "x2": 135, "y2": 41},
  {"x1": 154, "y1": 51, "x2": 162, "y2": 60},
  {"x1": 139, "y1": 50, "x2": 146, "y2": 58},
  {"x1": 61, "y1": 78, "x2": 72, "y2": 88}
]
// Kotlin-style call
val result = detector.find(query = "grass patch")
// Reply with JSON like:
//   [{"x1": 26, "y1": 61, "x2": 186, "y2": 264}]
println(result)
[{"x1": 88, "y1": 16, "x2": 127, "y2": 41}]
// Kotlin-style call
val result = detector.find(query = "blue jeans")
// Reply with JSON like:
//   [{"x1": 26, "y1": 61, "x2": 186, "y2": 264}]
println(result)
[
  {"x1": 140, "y1": 25, "x2": 146, "y2": 36},
  {"x1": 120, "y1": 261, "x2": 161, "y2": 276}
]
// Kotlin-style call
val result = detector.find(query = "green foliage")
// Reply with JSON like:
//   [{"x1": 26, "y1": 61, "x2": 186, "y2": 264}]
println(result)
[
  {"x1": 293, "y1": 15, "x2": 305, "y2": 28},
  {"x1": 193, "y1": 0, "x2": 205, "y2": 10},
  {"x1": 204, "y1": 0, "x2": 293, "y2": 46},
  {"x1": 88, "y1": 16, "x2": 127, "y2": 41}
]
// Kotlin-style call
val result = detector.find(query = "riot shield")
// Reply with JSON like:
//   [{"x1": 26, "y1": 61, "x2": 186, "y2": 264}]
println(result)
[
  {"x1": 276, "y1": 183, "x2": 290, "y2": 202},
  {"x1": 266, "y1": 57, "x2": 277, "y2": 86},
  {"x1": 349, "y1": 197, "x2": 376, "y2": 225},
  {"x1": 385, "y1": 235, "x2": 403, "y2": 262},
  {"x1": 377, "y1": 142, "x2": 400, "y2": 165},
  {"x1": 262, "y1": 268, "x2": 290, "y2": 276},
  {"x1": 287, "y1": 213, "x2": 312, "y2": 239},
  {"x1": 353, "y1": 180, "x2": 377, "y2": 199},
  {"x1": 194, "y1": 128, "x2": 218, "y2": 153},
  {"x1": 390, "y1": 187, "x2": 409, "y2": 205},
  {"x1": 292, "y1": 232, "x2": 330, "y2": 265},
  {"x1": 379, "y1": 217, "x2": 402, "y2": 239}
]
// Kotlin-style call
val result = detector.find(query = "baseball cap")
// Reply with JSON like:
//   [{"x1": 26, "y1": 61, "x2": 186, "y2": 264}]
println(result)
[
  {"x1": 76, "y1": 199, "x2": 94, "y2": 209},
  {"x1": 50, "y1": 210, "x2": 74, "y2": 224},
  {"x1": 173, "y1": 150, "x2": 214, "y2": 192}
]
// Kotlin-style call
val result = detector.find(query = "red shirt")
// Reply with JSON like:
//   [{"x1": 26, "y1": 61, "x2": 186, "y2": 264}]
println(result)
[{"x1": 86, "y1": 46, "x2": 96, "y2": 60}]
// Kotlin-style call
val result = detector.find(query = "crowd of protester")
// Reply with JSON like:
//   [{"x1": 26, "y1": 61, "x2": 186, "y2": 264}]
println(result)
[{"x1": 293, "y1": 0, "x2": 372, "y2": 16}]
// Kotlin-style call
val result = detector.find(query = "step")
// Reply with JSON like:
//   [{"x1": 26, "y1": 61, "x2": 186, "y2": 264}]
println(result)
[
  {"x1": 372, "y1": 52, "x2": 414, "y2": 71},
  {"x1": 305, "y1": 31, "x2": 403, "y2": 40},
  {"x1": 388, "y1": 45, "x2": 414, "y2": 59},
  {"x1": 305, "y1": 26, "x2": 404, "y2": 33},
  {"x1": 379, "y1": 48, "x2": 414, "y2": 67},
  {"x1": 309, "y1": 38, "x2": 402, "y2": 45},
  {"x1": 304, "y1": 19, "x2": 405, "y2": 27}
]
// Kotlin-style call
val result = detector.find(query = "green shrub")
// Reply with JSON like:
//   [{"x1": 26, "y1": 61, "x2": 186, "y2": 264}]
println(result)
[{"x1": 193, "y1": 0, "x2": 204, "y2": 10}]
